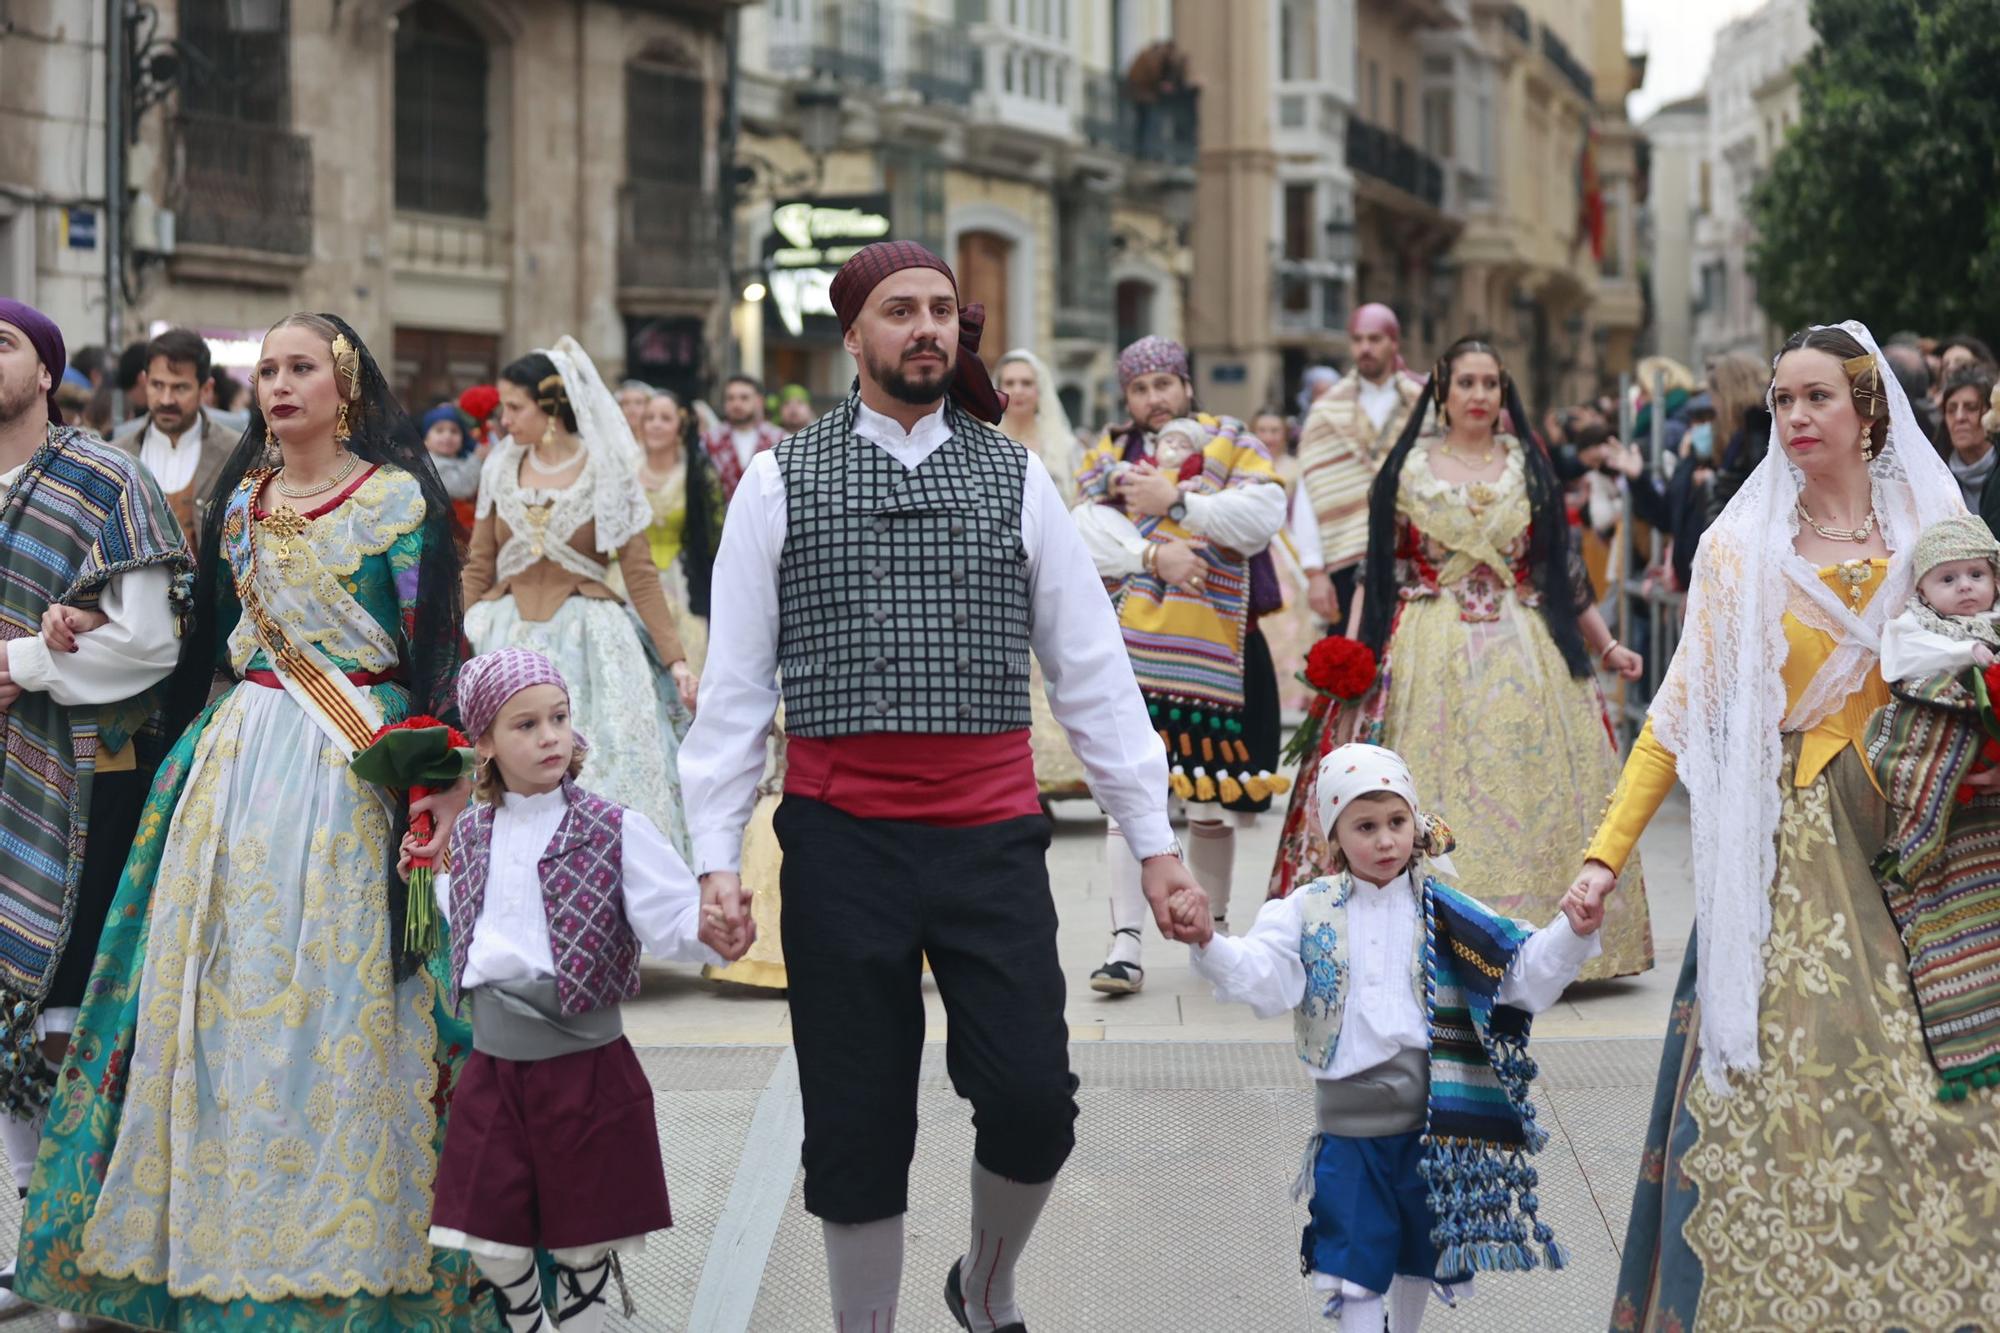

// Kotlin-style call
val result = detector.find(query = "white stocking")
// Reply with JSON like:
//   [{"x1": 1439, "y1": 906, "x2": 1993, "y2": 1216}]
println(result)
[
  {"x1": 0, "y1": 1111, "x2": 42, "y2": 1195},
  {"x1": 822, "y1": 1215, "x2": 903, "y2": 1332},
  {"x1": 1103, "y1": 821, "x2": 1146, "y2": 965},
  {"x1": 473, "y1": 1252, "x2": 549, "y2": 1332},
  {"x1": 1185, "y1": 814, "x2": 1235, "y2": 930},
  {"x1": 1334, "y1": 1279, "x2": 1384, "y2": 1333},
  {"x1": 552, "y1": 1244, "x2": 619, "y2": 1333},
  {"x1": 1389, "y1": 1275, "x2": 1430, "y2": 1331}
]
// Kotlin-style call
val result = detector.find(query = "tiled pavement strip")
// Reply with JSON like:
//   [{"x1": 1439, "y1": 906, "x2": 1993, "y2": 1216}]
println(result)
[{"x1": 0, "y1": 793, "x2": 1691, "y2": 1331}]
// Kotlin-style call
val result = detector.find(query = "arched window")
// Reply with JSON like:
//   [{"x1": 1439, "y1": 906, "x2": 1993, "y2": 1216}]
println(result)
[{"x1": 395, "y1": 2, "x2": 490, "y2": 217}]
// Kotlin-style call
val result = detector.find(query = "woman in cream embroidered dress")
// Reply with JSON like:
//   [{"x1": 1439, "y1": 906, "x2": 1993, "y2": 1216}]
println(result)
[
  {"x1": 16, "y1": 314, "x2": 492, "y2": 1330},
  {"x1": 463, "y1": 339, "x2": 697, "y2": 850},
  {"x1": 996, "y1": 348, "x2": 1087, "y2": 798},
  {"x1": 1268, "y1": 337, "x2": 1655, "y2": 981},
  {"x1": 1573, "y1": 324, "x2": 2000, "y2": 1333}
]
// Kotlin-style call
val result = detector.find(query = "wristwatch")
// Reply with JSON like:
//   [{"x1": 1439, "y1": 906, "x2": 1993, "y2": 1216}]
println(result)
[
  {"x1": 1138, "y1": 840, "x2": 1185, "y2": 862},
  {"x1": 1167, "y1": 499, "x2": 1188, "y2": 524}
]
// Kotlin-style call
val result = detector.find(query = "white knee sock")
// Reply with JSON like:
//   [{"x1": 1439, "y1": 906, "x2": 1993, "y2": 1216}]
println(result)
[
  {"x1": 1388, "y1": 1275, "x2": 1430, "y2": 1331},
  {"x1": 552, "y1": 1244, "x2": 621, "y2": 1333},
  {"x1": 473, "y1": 1252, "x2": 548, "y2": 1332},
  {"x1": 822, "y1": 1215, "x2": 903, "y2": 1333},
  {"x1": 0, "y1": 1111, "x2": 42, "y2": 1195},
  {"x1": 1186, "y1": 816, "x2": 1235, "y2": 930},
  {"x1": 958, "y1": 1163, "x2": 1054, "y2": 1333},
  {"x1": 1103, "y1": 823, "x2": 1146, "y2": 966},
  {"x1": 1334, "y1": 1279, "x2": 1384, "y2": 1333}
]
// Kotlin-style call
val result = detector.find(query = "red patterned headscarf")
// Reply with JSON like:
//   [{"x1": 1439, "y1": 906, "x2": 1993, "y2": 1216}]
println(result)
[{"x1": 828, "y1": 241, "x2": 1008, "y2": 424}]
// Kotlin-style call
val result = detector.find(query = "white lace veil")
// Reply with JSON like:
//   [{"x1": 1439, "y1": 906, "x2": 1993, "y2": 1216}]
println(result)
[
  {"x1": 1649, "y1": 320, "x2": 1965, "y2": 1092},
  {"x1": 543, "y1": 335, "x2": 652, "y2": 555},
  {"x1": 998, "y1": 348, "x2": 1079, "y2": 502}
]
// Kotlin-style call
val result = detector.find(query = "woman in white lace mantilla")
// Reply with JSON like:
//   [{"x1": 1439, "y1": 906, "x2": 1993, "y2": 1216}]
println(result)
[
  {"x1": 1575, "y1": 322, "x2": 2000, "y2": 1332},
  {"x1": 462, "y1": 339, "x2": 697, "y2": 851}
]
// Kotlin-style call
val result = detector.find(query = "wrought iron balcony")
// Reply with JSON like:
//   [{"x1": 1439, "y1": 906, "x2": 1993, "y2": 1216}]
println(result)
[
  {"x1": 1346, "y1": 118, "x2": 1446, "y2": 209},
  {"x1": 906, "y1": 16, "x2": 977, "y2": 106},
  {"x1": 1080, "y1": 71, "x2": 1198, "y2": 167},
  {"x1": 768, "y1": 3, "x2": 884, "y2": 87},
  {"x1": 171, "y1": 113, "x2": 313, "y2": 257},
  {"x1": 618, "y1": 182, "x2": 724, "y2": 293},
  {"x1": 1540, "y1": 24, "x2": 1595, "y2": 102}
]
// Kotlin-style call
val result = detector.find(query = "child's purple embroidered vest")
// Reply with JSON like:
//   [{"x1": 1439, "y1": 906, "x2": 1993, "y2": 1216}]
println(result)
[{"x1": 446, "y1": 779, "x2": 641, "y2": 1015}]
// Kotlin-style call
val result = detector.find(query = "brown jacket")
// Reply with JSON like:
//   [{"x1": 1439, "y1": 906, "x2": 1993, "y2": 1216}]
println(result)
[{"x1": 462, "y1": 510, "x2": 686, "y2": 666}]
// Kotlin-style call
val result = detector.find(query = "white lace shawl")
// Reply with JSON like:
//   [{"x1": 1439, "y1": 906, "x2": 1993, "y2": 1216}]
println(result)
[
  {"x1": 475, "y1": 335, "x2": 651, "y2": 559},
  {"x1": 1648, "y1": 320, "x2": 1966, "y2": 1092},
  {"x1": 998, "y1": 347, "x2": 1079, "y2": 503}
]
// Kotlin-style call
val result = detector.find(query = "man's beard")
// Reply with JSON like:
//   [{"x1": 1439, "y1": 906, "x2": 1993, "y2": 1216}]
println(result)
[
  {"x1": 867, "y1": 346, "x2": 951, "y2": 407},
  {"x1": 0, "y1": 376, "x2": 40, "y2": 428},
  {"x1": 1355, "y1": 355, "x2": 1387, "y2": 381}
]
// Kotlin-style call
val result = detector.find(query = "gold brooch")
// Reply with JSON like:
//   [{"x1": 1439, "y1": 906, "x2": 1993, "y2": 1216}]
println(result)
[{"x1": 261, "y1": 506, "x2": 308, "y2": 540}]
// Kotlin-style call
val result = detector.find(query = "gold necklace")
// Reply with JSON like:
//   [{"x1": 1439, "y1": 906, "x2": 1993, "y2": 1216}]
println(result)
[
  {"x1": 1437, "y1": 439, "x2": 1499, "y2": 469},
  {"x1": 1794, "y1": 498, "x2": 1877, "y2": 543},
  {"x1": 274, "y1": 450, "x2": 360, "y2": 499}
]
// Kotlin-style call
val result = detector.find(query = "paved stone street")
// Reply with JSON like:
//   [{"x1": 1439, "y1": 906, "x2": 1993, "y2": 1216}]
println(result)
[{"x1": 0, "y1": 791, "x2": 1691, "y2": 1332}]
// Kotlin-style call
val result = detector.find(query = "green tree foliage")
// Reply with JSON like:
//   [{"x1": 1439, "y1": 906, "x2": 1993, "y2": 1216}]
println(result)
[{"x1": 1749, "y1": 0, "x2": 2000, "y2": 339}]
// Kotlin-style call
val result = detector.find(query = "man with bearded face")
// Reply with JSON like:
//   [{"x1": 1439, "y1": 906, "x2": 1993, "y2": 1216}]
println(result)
[
  {"x1": 679, "y1": 242, "x2": 1201, "y2": 1333},
  {"x1": 108, "y1": 326, "x2": 240, "y2": 550},
  {"x1": 0, "y1": 301, "x2": 190, "y2": 1320},
  {"x1": 1294, "y1": 304, "x2": 1427, "y2": 624},
  {"x1": 1073, "y1": 336, "x2": 1290, "y2": 995}
]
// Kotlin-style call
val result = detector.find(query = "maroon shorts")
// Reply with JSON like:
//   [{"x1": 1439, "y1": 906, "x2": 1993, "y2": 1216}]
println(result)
[{"x1": 431, "y1": 1036, "x2": 671, "y2": 1250}]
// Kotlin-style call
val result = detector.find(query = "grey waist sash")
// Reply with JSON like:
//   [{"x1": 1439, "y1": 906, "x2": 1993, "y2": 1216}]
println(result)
[
  {"x1": 1314, "y1": 1047, "x2": 1430, "y2": 1138},
  {"x1": 470, "y1": 978, "x2": 623, "y2": 1062}
]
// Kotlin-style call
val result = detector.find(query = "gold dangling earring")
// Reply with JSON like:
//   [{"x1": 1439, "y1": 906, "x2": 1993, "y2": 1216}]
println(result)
[
  {"x1": 543, "y1": 415, "x2": 559, "y2": 449},
  {"x1": 334, "y1": 401, "x2": 351, "y2": 444},
  {"x1": 262, "y1": 423, "x2": 281, "y2": 468}
]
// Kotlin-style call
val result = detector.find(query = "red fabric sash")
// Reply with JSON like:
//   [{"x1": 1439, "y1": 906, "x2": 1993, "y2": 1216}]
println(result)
[{"x1": 784, "y1": 730, "x2": 1041, "y2": 825}]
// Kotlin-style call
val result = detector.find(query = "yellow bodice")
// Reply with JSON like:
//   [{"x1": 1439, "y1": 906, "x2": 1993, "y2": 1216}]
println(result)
[{"x1": 1587, "y1": 559, "x2": 1892, "y2": 871}]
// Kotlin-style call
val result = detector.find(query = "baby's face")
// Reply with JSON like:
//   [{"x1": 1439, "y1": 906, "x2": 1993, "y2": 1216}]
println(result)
[
  {"x1": 1154, "y1": 431, "x2": 1199, "y2": 472},
  {"x1": 1919, "y1": 557, "x2": 1998, "y2": 618}
]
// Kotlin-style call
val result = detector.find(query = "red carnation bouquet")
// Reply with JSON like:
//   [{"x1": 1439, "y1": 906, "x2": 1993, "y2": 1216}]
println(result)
[
  {"x1": 350, "y1": 715, "x2": 472, "y2": 953},
  {"x1": 1281, "y1": 635, "x2": 1379, "y2": 765},
  {"x1": 1959, "y1": 665, "x2": 2000, "y2": 804}
]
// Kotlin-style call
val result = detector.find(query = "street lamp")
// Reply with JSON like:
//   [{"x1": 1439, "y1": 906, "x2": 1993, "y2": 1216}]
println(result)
[{"x1": 793, "y1": 84, "x2": 844, "y2": 177}]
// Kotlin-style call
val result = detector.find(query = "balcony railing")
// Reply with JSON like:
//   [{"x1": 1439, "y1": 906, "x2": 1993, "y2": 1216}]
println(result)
[
  {"x1": 618, "y1": 182, "x2": 724, "y2": 292},
  {"x1": 906, "y1": 16, "x2": 976, "y2": 106},
  {"x1": 171, "y1": 113, "x2": 313, "y2": 257},
  {"x1": 1274, "y1": 263, "x2": 1348, "y2": 334},
  {"x1": 1346, "y1": 118, "x2": 1445, "y2": 209},
  {"x1": 1540, "y1": 24, "x2": 1595, "y2": 102},
  {"x1": 1080, "y1": 71, "x2": 1198, "y2": 167},
  {"x1": 769, "y1": 3, "x2": 884, "y2": 87}
]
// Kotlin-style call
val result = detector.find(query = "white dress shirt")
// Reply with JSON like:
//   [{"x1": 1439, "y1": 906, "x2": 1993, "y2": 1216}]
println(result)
[
  {"x1": 0, "y1": 461, "x2": 182, "y2": 706},
  {"x1": 679, "y1": 397, "x2": 1176, "y2": 875},
  {"x1": 139, "y1": 412, "x2": 204, "y2": 496},
  {"x1": 1356, "y1": 373, "x2": 1403, "y2": 432},
  {"x1": 435, "y1": 786, "x2": 721, "y2": 991},
  {"x1": 1288, "y1": 485, "x2": 1326, "y2": 573},
  {"x1": 1191, "y1": 871, "x2": 1600, "y2": 1082},
  {"x1": 1878, "y1": 606, "x2": 2000, "y2": 683},
  {"x1": 730, "y1": 426, "x2": 764, "y2": 470}
]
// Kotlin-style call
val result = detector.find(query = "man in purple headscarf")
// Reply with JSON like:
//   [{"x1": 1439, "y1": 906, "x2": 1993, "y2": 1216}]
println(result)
[
  {"x1": 680, "y1": 243, "x2": 1201, "y2": 1333},
  {"x1": 1071, "y1": 336, "x2": 1289, "y2": 997},
  {"x1": 0, "y1": 300, "x2": 190, "y2": 1318},
  {"x1": 1294, "y1": 303, "x2": 1427, "y2": 624}
]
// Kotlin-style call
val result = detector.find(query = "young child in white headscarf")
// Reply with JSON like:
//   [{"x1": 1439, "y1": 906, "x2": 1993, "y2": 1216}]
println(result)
[{"x1": 1173, "y1": 743, "x2": 1601, "y2": 1332}]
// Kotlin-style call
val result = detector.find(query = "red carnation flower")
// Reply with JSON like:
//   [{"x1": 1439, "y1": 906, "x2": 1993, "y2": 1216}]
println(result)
[{"x1": 1304, "y1": 636, "x2": 1377, "y2": 701}]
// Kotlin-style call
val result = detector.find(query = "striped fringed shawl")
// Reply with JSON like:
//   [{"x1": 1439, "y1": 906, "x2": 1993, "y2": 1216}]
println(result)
[
  {"x1": 0, "y1": 426, "x2": 192, "y2": 1114},
  {"x1": 1866, "y1": 675, "x2": 2000, "y2": 1099},
  {"x1": 1419, "y1": 877, "x2": 1568, "y2": 1277}
]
